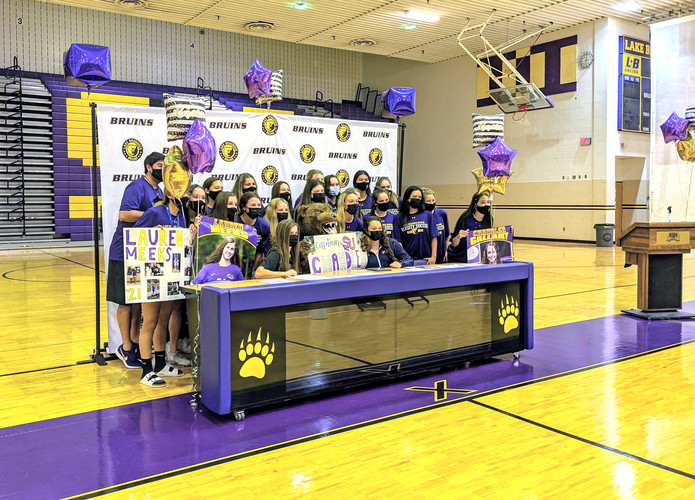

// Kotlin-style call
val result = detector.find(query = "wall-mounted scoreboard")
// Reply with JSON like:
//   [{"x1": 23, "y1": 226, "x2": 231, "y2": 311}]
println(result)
[{"x1": 618, "y1": 35, "x2": 650, "y2": 133}]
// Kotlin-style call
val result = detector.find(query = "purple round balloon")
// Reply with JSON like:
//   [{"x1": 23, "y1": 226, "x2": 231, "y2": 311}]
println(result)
[
  {"x1": 183, "y1": 120, "x2": 216, "y2": 174},
  {"x1": 660, "y1": 112, "x2": 689, "y2": 144},
  {"x1": 382, "y1": 87, "x2": 416, "y2": 117},
  {"x1": 63, "y1": 44, "x2": 111, "y2": 88},
  {"x1": 244, "y1": 60, "x2": 273, "y2": 100},
  {"x1": 477, "y1": 137, "x2": 517, "y2": 177}
]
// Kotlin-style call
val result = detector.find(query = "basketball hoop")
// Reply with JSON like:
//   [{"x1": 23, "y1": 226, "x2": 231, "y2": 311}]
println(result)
[{"x1": 512, "y1": 104, "x2": 528, "y2": 121}]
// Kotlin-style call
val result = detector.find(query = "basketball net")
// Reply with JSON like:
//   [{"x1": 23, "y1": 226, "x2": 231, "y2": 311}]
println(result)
[{"x1": 512, "y1": 104, "x2": 530, "y2": 127}]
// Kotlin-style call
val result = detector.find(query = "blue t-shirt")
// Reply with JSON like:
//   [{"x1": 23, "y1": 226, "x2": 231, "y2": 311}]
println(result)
[
  {"x1": 237, "y1": 214, "x2": 271, "y2": 254},
  {"x1": 366, "y1": 239, "x2": 414, "y2": 268},
  {"x1": 448, "y1": 214, "x2": 489, "y2": 263},
  {"x1": 359, "y1": 195, "x2": 373, "y2": 217},
  {"x1": 392, "y1": 211, "x2": 439, "y2": 260},
  {"x1": 345, "y1": 217, "x2": 364, "y2": 232},
  {"x1": 432, "y1": 208, "x2": 451, "y2": 262},
  {"x1": 192, "y1": 262, "x2": 244, "y2": 284},
  {"x1": 109, "y1": 177, "x2": 163, "y2": 262},
  {"x1": 134, "y1": 205, "x2": 186, "y2": 229},
  {"x1": 371, "y1": 210, "x2": 396, "y2": 238}
]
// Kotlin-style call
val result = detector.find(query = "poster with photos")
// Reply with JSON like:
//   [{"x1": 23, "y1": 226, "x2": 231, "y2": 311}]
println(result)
[
  {"x1": 466, "y1": 225, "x2": 514, "y2": 264},
  {"x1": 123, "y1": 227, "x2": 192, "y2": 303}
]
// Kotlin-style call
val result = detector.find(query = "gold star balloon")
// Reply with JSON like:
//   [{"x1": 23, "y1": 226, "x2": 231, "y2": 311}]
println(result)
[
  {"x1": 164, "y1": 145, "x2": 192, "y2": 199},
  {"x1": 472, "y1": 168, "x2": 512, "y2": 195},
  {"x1": 677, "y1": 135, "x2": 695, "y2": 162}
]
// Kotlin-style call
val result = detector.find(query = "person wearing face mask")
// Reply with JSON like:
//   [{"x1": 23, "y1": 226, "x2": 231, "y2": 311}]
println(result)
[
  {"x1": 231, "y1": 173, "x2": 258, "y2": 204},
  {"x1": 422, "y1": 188, "x2": 451, "y2": 263},
  {"x1": 202, "y1": 177, "x2": 223, "y2": 215},
  {"x1": 210, "y1": 192, "x2": 238, "y2": 222},
  {"x1": 237, "y1": 191, "x2": 271, "y2": 268},
  {"x1": 336, "y1": 188, "x2": 364, "y2": 233},
  {"x1": 361, "y1": 217, "x2": 413, "y2": 269},
  {"x1": 352, "y1": 170, "x2": 372, "y2": 216},
  {"x1": 448, "y1": 192, "x2": 493, "y2": 263},
  {"x1": 184, "y1": 184, "x2": 206, "y2": 229},
  {"x1": 132, "y1": 189, "x2": 189, "y2": 386},
  {"x1": 294, "y1": 171, "x2": 329, "y2": 210},
  {"x1": 192, "y1": 237, "x2": 244, "y2": 284},
  {"x1": 264, "y1": 198, "x2": 292, "y2": 244},
  {"x1": 254, "y1": 220, "x2": 301, "y2": 278},
  {"x1": 324, "y1": 174, "x2": 341, "y2": 207},
  {"x1": 271, "y1": 181, "x2": 293, "y2": 207},
  {"x1": 108, "y1": 151, "x2": 165, "y2": 370},
  {"x1": 375, "y1": 177, "x2": 401, "y2": 213},
  {"x1": 392, "y1": 186, "x2": 439, "y2": 265},
  {"x1": 370, "y1": 188, "x2": 396, "y2": 238},
  {"x1": 295, "y1": 178, "x2": 328, "y2": 216}
]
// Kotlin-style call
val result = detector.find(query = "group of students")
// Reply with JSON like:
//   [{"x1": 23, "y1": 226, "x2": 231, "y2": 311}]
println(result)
[{"x1": 106, "y1": 152, "x2": 496, "y2": 388}]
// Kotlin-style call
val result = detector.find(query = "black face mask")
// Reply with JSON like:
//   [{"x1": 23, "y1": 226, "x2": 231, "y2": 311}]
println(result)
[
  {"x1": 278, "y1": 192, "x2": 292, "y2": 202},
  {"x1": 208, "y1": 190, "x2": 221, "y2": 201},
  {"x1": 355, "y1": 182, "x2": 370, "y2": 192},
  {"x1": 376, "y1": 201, "x2": 391, "y2": 212},
  {"x1": 289, "y1": 235, "x2": 299, "y2": 246},
  {"x1": 311, "y1": 193, "x2": 326, "y2": 203},
  {"x1": 242, "y1": 186, "x2": 257, "y2": 193},
  {"x1": 151, "y1": 168, "x2": 163, "y2": 182},
  {"x1": 187, "y1": 200, "x2": 205, "y2": 215},
  {"x1": 346, "y1": 204, "x2": 360, "y2": 216},
  {"x1": 368, "y1": 231, "x2": 383, "y2": 241},
  {"x1": 477, "y1": 205, "x2": 491, "y2": 215},
  {"x1": 227, "y1": 208, "x2": 237, "y2": 220},
  {"x1": 408, "y1": 198, "x2": 422, "y2": 209},
  {"x1": 277, "y1": 212, "x2": 289, "y2": 222},
  {"x1": 180, "y1": 196, "x2": 189, "y2": 207},
  {"x1": 247, "y1": 207, "x2": 263, "y2": 219},
  {"x1": 424, "y1": 202, "x2": 436, "y2": 212}
]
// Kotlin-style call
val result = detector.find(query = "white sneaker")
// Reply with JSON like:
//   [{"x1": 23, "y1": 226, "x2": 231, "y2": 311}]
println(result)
[
  {"x1": 140, "y1": 371, "x2": 166, "y2": 387},
  {"x1": 157, "y1": 362, "x2": 184, "y2": 377},
  {"x1": 166, "y1": 350, "x2": 191, "y2": 367},
  {"x1": 178, "y1": 338, "x2": 192, "y2": 354}
]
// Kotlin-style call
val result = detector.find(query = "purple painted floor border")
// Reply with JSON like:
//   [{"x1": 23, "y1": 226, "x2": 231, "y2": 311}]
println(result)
[{"x1": 3, "y1": 308, "x2": 695, "y2": 498}]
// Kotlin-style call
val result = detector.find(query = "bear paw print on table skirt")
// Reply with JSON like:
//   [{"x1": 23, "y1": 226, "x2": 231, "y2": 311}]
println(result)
[
  {"x1": 238, "y1": 328, "x2": 275, "y2": 379},
  {"x1": 498, "y1": 295, "x2": 519, "y2": 334}
]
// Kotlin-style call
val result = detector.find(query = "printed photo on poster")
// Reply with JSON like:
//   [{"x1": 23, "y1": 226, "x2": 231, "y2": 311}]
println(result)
[
  {"x1": 195, "y1": 217, "x2": 259, "y2": 280},
  {"x1": 466, "y1": 225, "x2": 514, "y2": 264},
  {"x1": 306, "y1": 232, "x2": 368, "y2": 274},
  {"x1": 123, "y1": 227, "x2": 192, "y2": 303}
]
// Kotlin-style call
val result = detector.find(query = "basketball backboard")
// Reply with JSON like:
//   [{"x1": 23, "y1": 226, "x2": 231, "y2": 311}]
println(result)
[{"x1": 486, "y1": 83, "x2": 555, "y2": 114}]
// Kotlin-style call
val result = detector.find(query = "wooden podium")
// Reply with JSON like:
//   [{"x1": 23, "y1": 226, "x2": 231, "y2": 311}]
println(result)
[{"x1": 619, "y1": 222, "x2": 695, "y2": 319}]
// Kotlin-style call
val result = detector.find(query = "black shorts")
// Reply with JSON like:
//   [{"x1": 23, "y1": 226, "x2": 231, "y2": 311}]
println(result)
[{"x1": 106, "y1": 259, "x2": 127, "y2": 305}]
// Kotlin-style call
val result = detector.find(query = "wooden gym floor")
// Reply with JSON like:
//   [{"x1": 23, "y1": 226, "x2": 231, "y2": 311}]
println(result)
[{"x1": 2, "y1": 241, "x2": 695, "y2": 498}]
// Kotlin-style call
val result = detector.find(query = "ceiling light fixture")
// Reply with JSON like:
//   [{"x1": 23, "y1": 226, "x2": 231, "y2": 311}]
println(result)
[
  {"x1": 290, "y1": 1, "x2": 311, "y2": 9},
  {"x1": 613, "y1": 0, "x2": 640, "y2": 13},
  {"x1": 399, "y1": 11, "x2": 440, "y2": 23},
  {"x1": 350, "y1": 39, "x2": 376, "y2": 47},
  {"x1": 401, "y1": 23, "x2": 417, "y2": 30},
  {"x1": 116, "y1": 0, "x2": 148, "y2": 8},
  {"x1": 244, "y1": 21, "x2": 275, "y2": 32}
]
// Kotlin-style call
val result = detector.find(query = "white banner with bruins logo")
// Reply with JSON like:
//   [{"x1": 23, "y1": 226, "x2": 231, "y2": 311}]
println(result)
[{"x1": 97, "y1": 105, "x2": 397, "y2": 352}]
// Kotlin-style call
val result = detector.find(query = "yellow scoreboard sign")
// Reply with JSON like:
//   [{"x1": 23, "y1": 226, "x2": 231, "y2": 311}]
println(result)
[{"x1": 619, "y1": 35, "x2": 650, "y2": 133}]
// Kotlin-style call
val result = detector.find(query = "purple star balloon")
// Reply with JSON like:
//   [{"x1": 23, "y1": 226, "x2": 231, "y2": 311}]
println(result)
[
  {"x1": 244, "y1": 60, "x2": 273, "y2": 100},
  {"x1": 183, "y1": 120, "x2": 216, "y2": 174},
  {"x1": 63, "y1": 44, "x2": 111, "y2": 88},
  {"x1": 382, "y1": 87, "x2": 416, "y2": 117},
  {"x1": 477, "y1": 137, "x2": 517, "y2": 177},
  {"x1": 660, "y1": 112, "x2": 689, "y2": 144}
]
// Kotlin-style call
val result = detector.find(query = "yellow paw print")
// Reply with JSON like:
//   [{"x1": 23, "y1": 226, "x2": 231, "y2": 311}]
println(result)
[
  {"x1": 238, "y1": 328, "x2": 275, "y2": 379},
  {"x1": 498, "y1": 295, "x2": 520, "y2": 333}
]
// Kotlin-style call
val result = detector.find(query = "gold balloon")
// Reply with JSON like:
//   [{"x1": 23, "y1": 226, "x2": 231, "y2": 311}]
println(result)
[
  {"x1": 472, "y1": 168, "x2": 512, "y2": 195},
  {"x1": 164, "y1": 146, "x2": 192, "y2": 199},
  {"x1": 677, "y1": 137, "x2": 695, "y2": 162}
]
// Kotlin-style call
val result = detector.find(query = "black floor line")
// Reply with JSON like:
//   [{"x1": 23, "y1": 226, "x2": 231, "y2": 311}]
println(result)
[
  {"x1": 470, "y1": 399, "x2": 695, "y2": 480},
  {"x1": 0, "y1": 364, "x2": 77, "y2": 378},
  {"x1": 286, "y1": 339, "x2": 371, "y2": 365},
  {"x1": 39, "y1": 249, "x2": 105, "y2": 273}
]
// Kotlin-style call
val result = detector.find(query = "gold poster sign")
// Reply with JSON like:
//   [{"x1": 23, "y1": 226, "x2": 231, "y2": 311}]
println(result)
[{"x1": 656, "y1": 231, "x2": 690, "y2": 245}]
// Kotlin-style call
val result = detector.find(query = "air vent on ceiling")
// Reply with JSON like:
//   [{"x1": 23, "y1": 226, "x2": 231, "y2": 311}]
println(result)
[
  {"x1": 244, "y1": 21, "x2": 275, "y2": 32},
  {"x1": 349, "y1": 39, "x2": 376, "y2": 47},
  {"x1": 116, "y1": 0, "x2": 148, "y2": 8}
]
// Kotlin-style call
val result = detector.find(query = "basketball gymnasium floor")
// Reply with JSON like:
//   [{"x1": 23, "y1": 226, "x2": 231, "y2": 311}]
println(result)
[{"x1": 2, "y1": 241, "x2": 695, "y2": 498}]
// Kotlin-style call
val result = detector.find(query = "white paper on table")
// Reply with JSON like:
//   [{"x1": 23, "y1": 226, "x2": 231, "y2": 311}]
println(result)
[
  {"x1": 329, "y1": 272, "x2": 373, "y2": 278},
  {"x1": 442, "y1": 263, "x2": 479, "y2": 268},
  {"x1": 289, "y1": 274, "x2": 332, "y2": 281},
  {"x1": 257, "y1": 278, "x2": 292, "y2": 284},
  {"x1": 401, "y1": 266, "x2": 439, "y2": 272}
]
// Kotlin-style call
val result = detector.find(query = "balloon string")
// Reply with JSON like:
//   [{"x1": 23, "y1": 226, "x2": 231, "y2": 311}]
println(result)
[{"x1": 686, "y1": 162, "x2": 693, "y2": 220}]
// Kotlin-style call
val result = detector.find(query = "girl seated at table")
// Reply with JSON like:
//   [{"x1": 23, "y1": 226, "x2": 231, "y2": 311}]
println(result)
[
  {"x1": 254, "y1": 220, "x2": 300, "y2": 279},
  {"x1": 192, "y1": 237, "x2": 244, "y2": 284},
  {"x1": 361, "y1": 216, "x2": 413, "y2": 269}
]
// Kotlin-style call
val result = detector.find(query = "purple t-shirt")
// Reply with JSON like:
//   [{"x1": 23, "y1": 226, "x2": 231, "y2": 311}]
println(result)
[
  {"x1": 192, "y1": 262, "x2": 244, "y2": 284},
  {"x1": 345, "y1": 217, "x2": 364, "y2": 232},
  {"x1": 432, "y1": 208, "x2": 451, "y2": 261},
  {"x1": 109, "y1": 177, "x2": 163, "y2": 261},
  {"x1": 392, "y1": 211, "x2": 439, "y2": 260},
  {"x1": 237, "y1": 214, "x2": 271, "y2": 254},
  {"x1": 371, "y1": 210, "x2": 396, "y2": 238},
  {"x1": 359, "y1": 195, "x2": 373, "y2": 217},
  {"x1": 134, "y1": 205, "x2": 186, "y2": 229}
]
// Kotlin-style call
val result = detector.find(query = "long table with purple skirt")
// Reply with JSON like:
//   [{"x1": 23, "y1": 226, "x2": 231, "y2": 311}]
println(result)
[{"x1": 185, "y1": 262, "x2": 534, "y2": 419}]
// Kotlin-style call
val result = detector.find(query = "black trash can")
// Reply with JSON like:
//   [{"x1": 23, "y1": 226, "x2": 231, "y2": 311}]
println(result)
[{"x1": 593, "y1": 223, "x2": 615, "y2": 247}]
